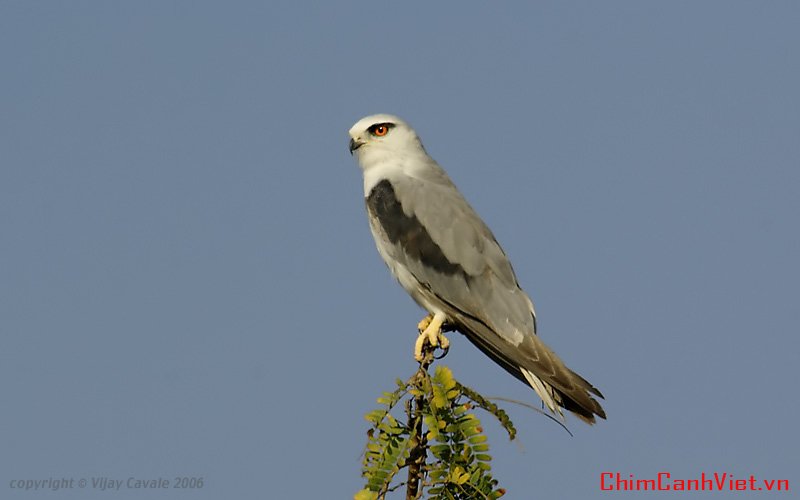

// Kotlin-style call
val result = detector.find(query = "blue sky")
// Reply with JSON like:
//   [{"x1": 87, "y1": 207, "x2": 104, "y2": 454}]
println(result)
[{"x1": 2, "y1": 2, "x2": 798, "y2": 498}]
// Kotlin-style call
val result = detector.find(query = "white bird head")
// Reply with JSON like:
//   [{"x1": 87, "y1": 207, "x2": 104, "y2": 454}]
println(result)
[{"x1": 348, "y1": 114, "x2": 427, "y2": 168}]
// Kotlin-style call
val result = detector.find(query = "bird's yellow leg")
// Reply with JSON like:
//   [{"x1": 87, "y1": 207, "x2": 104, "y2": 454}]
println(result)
[{"x1": 414, "y1": 311, "x2": 447, "y2": 361}]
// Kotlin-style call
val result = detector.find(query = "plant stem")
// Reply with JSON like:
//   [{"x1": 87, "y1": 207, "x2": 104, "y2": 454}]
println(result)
[{"x1": 405, "y1": 347, "x2": 434, "y2": 499}]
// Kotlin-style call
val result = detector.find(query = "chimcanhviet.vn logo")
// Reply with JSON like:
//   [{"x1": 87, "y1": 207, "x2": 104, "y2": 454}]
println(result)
[{"x1": 600, "y1": 472, "x2": 790, "y2": 492}]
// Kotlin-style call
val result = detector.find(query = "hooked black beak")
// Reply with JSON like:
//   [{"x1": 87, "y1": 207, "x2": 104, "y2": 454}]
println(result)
[{"x1": 349, "y1": 138, "x2": 364, "y2": 155}]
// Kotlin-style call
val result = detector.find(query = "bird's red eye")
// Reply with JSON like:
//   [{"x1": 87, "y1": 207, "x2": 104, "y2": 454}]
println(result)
[{"x1": 370, "y1": 123, "x2": 393, "y2": 137}]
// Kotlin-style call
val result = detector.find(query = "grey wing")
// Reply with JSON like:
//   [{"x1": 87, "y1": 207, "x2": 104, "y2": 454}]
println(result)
[
  {"x1": 366, "y1": 167, "x2": 532, "y2": 340},
  {"x1": 401, "y1": 174, "x2": 535, "y2": 342},
  {"x1": 367, "y1": 167, "x2": 605, "y2": 423}
]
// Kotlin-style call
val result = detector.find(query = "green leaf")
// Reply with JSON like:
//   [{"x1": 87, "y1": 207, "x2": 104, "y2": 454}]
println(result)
[
  {"x1": 353, "y1": 489, "x2": 378, "y2": 500},
  {"x1": 456, "y1": 381, "x2": 517, "y2": 441},
  {"x1": 364, "y1": 410, "x2": 384, "y2": 423}
]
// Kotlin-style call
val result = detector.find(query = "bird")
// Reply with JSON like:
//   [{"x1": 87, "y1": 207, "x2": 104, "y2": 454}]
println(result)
[{"x1": 348, "y1": 114, "x2": 605, "y2": 424}]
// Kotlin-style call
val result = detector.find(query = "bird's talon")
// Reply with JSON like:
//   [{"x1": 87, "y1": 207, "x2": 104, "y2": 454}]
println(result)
[{"x1": 438, "y1": 332, "x2": 450, "y2": 350}]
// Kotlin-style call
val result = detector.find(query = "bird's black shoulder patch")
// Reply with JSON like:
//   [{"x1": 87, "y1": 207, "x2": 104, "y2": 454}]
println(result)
[{"x1": 366, "y1": 180, "x2": 463, "y2": 276}]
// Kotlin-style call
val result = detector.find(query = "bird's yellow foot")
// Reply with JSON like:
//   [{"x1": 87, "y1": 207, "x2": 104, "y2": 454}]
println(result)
[
  {"x1": 438, "y1": 331, "x2": 450, "y2": 351},
  {"x1": 414, "y1": 312, "x2": 448, "y2": 361},
  {"x1": 417, "y1": 314, "x2": 433, "y2": 333}
]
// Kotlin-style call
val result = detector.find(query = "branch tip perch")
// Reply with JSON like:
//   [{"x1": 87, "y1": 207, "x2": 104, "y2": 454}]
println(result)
[{"x1": 357, "y1": 337, "x2": 514, "y2": 499}]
